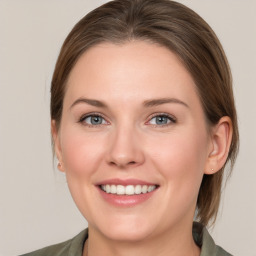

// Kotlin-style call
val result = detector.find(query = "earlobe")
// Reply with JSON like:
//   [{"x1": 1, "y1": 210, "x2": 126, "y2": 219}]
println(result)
[
  {"x1": 205, "y1": 116, "x2": 233, "y2": 175},
  {"x1": 51, "y1": 120, "x2": 65, "y2": 172}
]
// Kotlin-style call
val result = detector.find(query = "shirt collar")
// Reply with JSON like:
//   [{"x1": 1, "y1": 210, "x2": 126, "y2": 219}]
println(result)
[{"x1": 68, "y1": 222, "x2": 230, "y2": 256}]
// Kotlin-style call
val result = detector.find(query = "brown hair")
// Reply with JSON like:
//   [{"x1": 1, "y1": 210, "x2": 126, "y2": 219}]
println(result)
[{"x1": 51, "y1": 0, "x2": 239, "y2": 226}]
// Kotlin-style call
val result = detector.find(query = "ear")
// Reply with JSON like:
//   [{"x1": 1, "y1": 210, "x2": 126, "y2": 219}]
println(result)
[
  {"x1": 204, "y1": 116, "x2": 233, "y2": 175},
  {"x1": 51, "y1": 120, "x2": 65, "y2": 172}
]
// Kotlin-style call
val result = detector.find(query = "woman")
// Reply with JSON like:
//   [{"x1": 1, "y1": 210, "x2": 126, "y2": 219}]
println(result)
[{"x1": 22, "y1": 0, "x2": 239, "y2": 255}]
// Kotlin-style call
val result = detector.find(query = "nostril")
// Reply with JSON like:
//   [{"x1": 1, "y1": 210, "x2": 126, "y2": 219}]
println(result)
[
  {"x1": 128, "y1": 161, "x2": 136, "y2": 165},
  {"x1": 109, "y1": 161, "x2": 117, "y2": 166},
  {"x1": 108, "y1": 160, "x2": 137, "y2": 168}
]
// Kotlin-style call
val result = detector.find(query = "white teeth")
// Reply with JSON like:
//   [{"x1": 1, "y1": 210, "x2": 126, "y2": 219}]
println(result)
[
  {"x1": 148, "y1": 185, "x2": 156, "y2": 192},
  {"x1": 116, "y1": 185, "x2": 125, "y2": 195},
  {"x1": 110, "y1": 185, "x2": 116, "y2": 194},
  {"x1": 106, "y1": 184, "x2": 111, "y2": 193},
  {"x1": 142, "y1": 185, "x2": 148, "y2": 194},
  {"x1": 125, "y1": 185, "x2": 134, "y2": 195},
  {"x1": 100, "y1": 184, "x2": 157, "y2": 195},
  {"x1": 135, "y1": 185, "x2": 141, "y2": 194}
]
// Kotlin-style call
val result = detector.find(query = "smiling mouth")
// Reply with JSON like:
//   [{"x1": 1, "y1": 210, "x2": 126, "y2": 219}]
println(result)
[{"x1": 100, "y1": 184, "x2": 158, "y2": 195}]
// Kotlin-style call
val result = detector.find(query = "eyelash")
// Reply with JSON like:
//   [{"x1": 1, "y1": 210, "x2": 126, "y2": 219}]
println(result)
[
  {"x1": 146, "y1": 113, "x2": 177, "y2": 127},
  {"x1": 78, "y1": 112, "x2": 177, "y2": 127},
  {"x1": 79, "y1": 112, "x2": 109, "y2": 127}
]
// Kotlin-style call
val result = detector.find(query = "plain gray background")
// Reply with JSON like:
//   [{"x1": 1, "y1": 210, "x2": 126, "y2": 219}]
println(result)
[{"x1": 0, "y1": 1, "x2": 255, "y2": 255}]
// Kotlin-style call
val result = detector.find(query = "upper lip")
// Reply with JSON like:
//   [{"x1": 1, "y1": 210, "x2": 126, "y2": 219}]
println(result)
[{"x1": 95, "y1": 178, "x2": 158, "y2": 186}]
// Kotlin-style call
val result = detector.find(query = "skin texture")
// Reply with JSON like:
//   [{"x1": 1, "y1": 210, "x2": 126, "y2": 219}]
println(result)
[{"x1": 52, "y1": 41, "x2": 232, "y2": 256}]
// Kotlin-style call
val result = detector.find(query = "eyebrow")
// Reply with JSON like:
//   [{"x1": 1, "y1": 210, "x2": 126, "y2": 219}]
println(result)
[
  {"x1": 70, "y1": 97, "x2": 189, "y2": 109},
  {"x1": 143, "y1": 98, "x2": 189, "y2": 108},
  {"x1": 70, "y1": 98, "x2": 107, "y2": 109}
]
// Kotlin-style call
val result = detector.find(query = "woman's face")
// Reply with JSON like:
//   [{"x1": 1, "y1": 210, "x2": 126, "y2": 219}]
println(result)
[{"x1": 54, "y1": 41, "x2": 213, "y2": 242}]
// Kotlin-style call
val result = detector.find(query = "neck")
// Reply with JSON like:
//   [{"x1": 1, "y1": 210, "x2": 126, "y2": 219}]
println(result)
[{"x1": 83, "y1": 222, "x2": 200, "y2": 256}]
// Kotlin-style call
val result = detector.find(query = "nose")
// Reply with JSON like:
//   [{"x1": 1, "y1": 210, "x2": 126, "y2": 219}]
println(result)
[{"x1": 106, "y1": 125, "x2": 145, "y2": 169}]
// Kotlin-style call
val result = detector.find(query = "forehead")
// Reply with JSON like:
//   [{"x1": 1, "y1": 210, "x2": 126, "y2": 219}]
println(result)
[{"x1": 65, "y1": 41, "x2": 199, "y2": 107}]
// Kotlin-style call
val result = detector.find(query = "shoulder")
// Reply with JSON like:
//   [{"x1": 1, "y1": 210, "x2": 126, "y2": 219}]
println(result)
[
  {"x1": 20, "y1": 229, "x2": 88, "y2": 256},
  {"x1": 193, "y1": 222, "x2": 233, "y2": 256},
  {"x1": 20, "y1": 239, "x2": 72, "y2": 256}
]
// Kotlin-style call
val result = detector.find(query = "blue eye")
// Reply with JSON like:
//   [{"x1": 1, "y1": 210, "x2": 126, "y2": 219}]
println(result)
[
  {"x1": 148, "y1": 115, "x2": 175, "y2": 125},
  {"x1": 81, "y1": 115, "x2": 107, "y2": 125}
]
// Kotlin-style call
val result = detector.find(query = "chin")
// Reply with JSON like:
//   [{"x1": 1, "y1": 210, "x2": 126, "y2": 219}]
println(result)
[
  {"x1": 102, "y1": 225, "x2": 153, "y2": 242},
  {"x1": 91, "y1": 214, "x2": 156, "y2": 242}
]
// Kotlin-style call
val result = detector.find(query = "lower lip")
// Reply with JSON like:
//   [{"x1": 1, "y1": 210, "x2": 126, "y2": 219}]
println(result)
[{"x1": 97, "y1": 187, "x2": 158, "y2": 207}]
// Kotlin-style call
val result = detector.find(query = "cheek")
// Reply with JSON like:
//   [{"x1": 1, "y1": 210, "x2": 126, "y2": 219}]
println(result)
[
  {"x1": 148, "y1": 127, "x2": 209, "y2": 187},
  {"x1": 60, "y1": 127, "x2": 105, "y2": 178},
  {"x1": 59, "y1": 127, "x2": 107, "y2": 220}
]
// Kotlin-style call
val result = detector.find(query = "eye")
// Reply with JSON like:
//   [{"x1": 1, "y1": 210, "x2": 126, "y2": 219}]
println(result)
[
  {"x1": 148, "y1": 114, "x2": 176, "y2": 126},
  {"x1": 80, "y1": 114, "x2": 108, "y2": 126}
]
